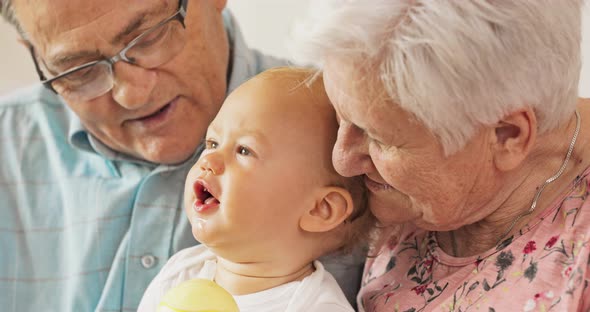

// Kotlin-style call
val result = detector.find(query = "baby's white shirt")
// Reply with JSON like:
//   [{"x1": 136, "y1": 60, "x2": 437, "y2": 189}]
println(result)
[{"x1": 137, "y1": 244, "x2": 354, "y2": 312}]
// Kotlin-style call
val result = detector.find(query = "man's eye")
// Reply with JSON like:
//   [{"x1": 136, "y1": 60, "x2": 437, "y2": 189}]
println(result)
[
  {"x1": 237, "y1": 146, "x2": 251, "y2": 156},
  {"x1": 134, "y1": 24, "x2": 170, "y2": 50},
  {"x1": 61, "y1": 67, "x2": 99, "y2": 84},
  {"x1": 205, "y1": 140, "x2": 218, "y2": 149}
]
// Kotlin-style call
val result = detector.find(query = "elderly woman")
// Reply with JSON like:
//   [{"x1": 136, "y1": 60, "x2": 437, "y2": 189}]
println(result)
[{"x1": 292, "y1": 1, "x2": 590, "y2": 311}]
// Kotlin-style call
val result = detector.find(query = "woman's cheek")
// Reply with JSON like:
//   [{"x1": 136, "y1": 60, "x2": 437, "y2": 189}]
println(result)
[{"x1": 374, "y1": 153, "x2": 404, "y2": 184}]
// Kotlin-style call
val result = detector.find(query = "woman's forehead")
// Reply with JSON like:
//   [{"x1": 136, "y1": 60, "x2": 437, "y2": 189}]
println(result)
[{"x1": 325, "y1": 69, "x2": 391, "y2": 120}]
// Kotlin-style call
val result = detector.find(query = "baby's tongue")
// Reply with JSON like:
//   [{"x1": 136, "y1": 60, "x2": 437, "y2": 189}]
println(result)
[{"x1": 204, "y1": 197, "x2": 219, "y2": 205}]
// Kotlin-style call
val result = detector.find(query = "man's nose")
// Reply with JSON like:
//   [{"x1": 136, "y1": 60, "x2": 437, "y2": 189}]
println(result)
[
  {"x1": 110, "y1": 62, "x2": 157, "y2": 110},
  {"x1": 332, "y1": 122, "x2": 375, "y2": 177},
  {"x1": 197, "y1": 152, "x2": 225, "y2": 176}
]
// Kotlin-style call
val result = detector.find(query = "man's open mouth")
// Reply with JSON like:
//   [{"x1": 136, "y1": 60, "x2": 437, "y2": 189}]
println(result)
[{"x1": 136, "y1": 103, "x2": 172, "y2": 121}]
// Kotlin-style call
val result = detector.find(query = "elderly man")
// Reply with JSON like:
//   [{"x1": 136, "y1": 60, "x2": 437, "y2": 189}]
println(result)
[{"x1": 0, "y1": 0, "x2": 293, "y2": 310}]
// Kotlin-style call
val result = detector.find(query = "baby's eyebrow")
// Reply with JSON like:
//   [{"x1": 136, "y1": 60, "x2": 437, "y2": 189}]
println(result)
[{"x1": 240, "y1": 129, "x2": 269, "y2": 145}]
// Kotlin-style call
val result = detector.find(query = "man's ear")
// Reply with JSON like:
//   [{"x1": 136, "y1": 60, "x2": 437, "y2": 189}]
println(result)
[
  {"x1": 299, "y1": 186, "x2": 354, "y2": 233},
  {"x1": 492, "y1": 108, "x2": 537, "y2": 171}
]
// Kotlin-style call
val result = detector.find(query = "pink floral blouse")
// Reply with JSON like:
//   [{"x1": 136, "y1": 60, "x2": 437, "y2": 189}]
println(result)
[{"x1": 358, "y1": 168, "x2": 590, "y2": 312}]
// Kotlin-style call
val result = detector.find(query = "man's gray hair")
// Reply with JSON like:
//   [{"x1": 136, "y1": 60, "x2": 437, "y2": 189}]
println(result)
[
  {"x1": 1, "y1": 0, "x2": 27, "y2": 39},
  {"x1": 291, "y1": 0, "x2": 583, "y2": 155}
]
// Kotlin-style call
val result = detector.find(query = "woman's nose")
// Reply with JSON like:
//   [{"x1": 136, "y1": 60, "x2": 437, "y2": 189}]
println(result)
[
  {"x1": 110, "y1": 62, "x2": 158, "y2": 110},
  {"x1": 197, "y1": 152, "x2": 225, "y2": 175},
  {"x1": 332, "y1": 122, "x2": 374, "y2": 177}
]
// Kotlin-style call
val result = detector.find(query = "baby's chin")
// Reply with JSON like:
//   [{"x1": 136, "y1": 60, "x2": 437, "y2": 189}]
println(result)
[{"x1": 190, "y1": 215, "x2": 209, "y2": 240}]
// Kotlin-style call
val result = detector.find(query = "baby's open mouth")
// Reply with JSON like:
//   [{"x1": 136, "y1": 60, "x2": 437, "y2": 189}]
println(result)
[{"x1": 193, "y1": 180, "x2": 220, "y2": 212}]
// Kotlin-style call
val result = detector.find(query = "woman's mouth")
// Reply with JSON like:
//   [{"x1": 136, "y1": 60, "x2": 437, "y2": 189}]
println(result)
[{"x1": 364, "y1": 175, "x2": 393, "y2": 192}]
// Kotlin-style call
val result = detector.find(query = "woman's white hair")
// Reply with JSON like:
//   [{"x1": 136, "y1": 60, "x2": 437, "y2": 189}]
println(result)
[{"x1": 291, "y1": 0, "x2": 583, "y2": 155}]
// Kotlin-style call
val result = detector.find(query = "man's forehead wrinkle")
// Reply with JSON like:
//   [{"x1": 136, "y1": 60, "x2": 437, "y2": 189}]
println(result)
[
  {"x1": 27, "y1": 2, "x2": 116, "y2": 61},
  {"x1": 40, "y1": 1, "x2": 170, "y2": 69},
  {"x1": 40, "y1": 2, "x2": 115, "y2": 37}
]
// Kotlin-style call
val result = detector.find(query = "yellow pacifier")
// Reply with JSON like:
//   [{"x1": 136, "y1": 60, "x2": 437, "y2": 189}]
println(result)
[{"x1": 158, "y1": 278, "x2": 239, "y2": 312}]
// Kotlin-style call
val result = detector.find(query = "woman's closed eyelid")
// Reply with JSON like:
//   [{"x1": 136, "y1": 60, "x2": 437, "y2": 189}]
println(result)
[{"x1": 369, "y1": 134, "x2": 386, "y2": 145}]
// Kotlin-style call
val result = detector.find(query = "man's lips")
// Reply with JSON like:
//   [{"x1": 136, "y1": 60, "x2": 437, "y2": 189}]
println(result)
[
  {"x1": 364, "y1": 175, "x2": 393, "y2": 192},
  {"x1": 134, "y1": 103, "x2": 172, "y2": 121},
  {"x1": 128, "y1": 96, "x2": 180, "y2": 122},
  {"x1": 192, "y1": 179, "x2": 220, "y2": 213}
]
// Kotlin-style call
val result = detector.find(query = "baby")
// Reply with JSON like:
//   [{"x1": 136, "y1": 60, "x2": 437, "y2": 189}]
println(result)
[{"x1": 138, "y1": 67, "x2": 374, "y2": 311}]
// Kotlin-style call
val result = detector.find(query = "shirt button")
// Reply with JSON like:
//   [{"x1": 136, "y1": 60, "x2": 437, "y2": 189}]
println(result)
[{"x1": 140, "y1": 254, "x2": 157, "y2": 269}]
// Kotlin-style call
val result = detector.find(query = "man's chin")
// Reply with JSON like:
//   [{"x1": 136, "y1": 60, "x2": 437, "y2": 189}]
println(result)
[
  {"x1": 134, "y1": 144, "x2": 199, "y2": 165},
  {"x1": 145, "y1": 152, "x2": 195, "y2": 165}
]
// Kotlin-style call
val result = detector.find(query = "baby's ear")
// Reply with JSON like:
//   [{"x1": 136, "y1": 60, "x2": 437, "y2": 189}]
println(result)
[{"x1": 299, "y1": 186, "x2": 354, "y2": 233}]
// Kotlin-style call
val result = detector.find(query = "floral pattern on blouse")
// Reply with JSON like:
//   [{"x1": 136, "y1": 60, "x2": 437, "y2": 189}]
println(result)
[{"x1": 358, "y1": 169, "x2": 590, "y2": 312}]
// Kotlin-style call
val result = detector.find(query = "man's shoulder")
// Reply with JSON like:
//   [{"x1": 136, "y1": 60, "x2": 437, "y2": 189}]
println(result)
[
  {"x1": 0, "y1": 84, "x2": 93, "y2": 176},
  {"x1": 0, "y1": 84, "x2": 63, "y2": 109},
  {"x1": 0, "y1": 84, "x2": 73, "y2": 143}
]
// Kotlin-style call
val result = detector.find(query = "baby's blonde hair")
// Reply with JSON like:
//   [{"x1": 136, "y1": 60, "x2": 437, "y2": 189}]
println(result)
[{"x1": 258, "y1": 66, "x2": 376, "y2": 255}]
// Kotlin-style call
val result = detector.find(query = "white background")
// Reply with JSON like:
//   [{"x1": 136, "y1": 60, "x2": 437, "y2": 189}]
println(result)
[{"x1": 1, "y1": 0, "x2": 590, "y2": 96}]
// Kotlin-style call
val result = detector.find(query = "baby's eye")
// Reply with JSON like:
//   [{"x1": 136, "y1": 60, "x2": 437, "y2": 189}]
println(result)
[
  {"x1": 237, "y1": 146, "x2": 251, "y2": 156},
  {"x1": 205, "y1": 140, "x2": 218, "y2": 149}
]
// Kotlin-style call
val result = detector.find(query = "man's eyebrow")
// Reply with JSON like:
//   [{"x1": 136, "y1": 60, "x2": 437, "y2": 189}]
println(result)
[
  {"x1": 51, "y1": 50, "x2": 102, "y2": 69},
  {"x1": 110, "y1": 14, "x2": 147, "y2": 46},
  {"x1": 111, "y1": 2, "x2": 170, "y2": 45}
]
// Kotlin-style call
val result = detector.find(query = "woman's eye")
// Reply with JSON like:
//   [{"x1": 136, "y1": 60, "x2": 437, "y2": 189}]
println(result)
[
  {"x1": 237, "y1": 146, "x2": 251, "y2": 156},
  {"x1": 205, "y1": 140, "x2": 218, "y2": 149}
]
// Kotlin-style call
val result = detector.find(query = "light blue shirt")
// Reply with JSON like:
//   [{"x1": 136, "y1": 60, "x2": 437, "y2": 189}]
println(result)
[{"x1": 0, "y1": 12, "x2": 285, "y2": 311}]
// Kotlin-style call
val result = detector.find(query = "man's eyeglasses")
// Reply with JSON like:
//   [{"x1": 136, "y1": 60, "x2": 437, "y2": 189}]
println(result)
[{"x1": 29, "y1": 0, "x2": 188, "y2": 102}]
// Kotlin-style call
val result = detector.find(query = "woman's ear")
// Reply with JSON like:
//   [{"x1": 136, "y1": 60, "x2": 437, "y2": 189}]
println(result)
[
  {"x1": 491, "y1": 108, "x2": 537, "y2": 171},
  {"x1": 299, "y1": 186, "x2": 354, "y2": 233}
]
